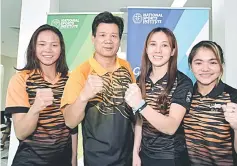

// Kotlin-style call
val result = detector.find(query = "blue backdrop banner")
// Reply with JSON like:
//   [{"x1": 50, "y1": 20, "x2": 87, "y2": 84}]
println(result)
[{"x1": 127, "y1": 7, "x2": 209, "y2": 82}]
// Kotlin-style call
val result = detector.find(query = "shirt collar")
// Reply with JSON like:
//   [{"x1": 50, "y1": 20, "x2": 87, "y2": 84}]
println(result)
[
  {"x1": 89, "y1": 54, "x2": 120, "y2": 76},
  {"x1": 145, "y1": 67, "x2": 168, "y2": 85},
  {"x1": 193, "y1": 80, "x2": 225, "y2": 98}
]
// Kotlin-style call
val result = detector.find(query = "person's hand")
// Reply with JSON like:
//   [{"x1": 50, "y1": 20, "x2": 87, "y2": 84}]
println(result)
[
  {"x1": 125, "y1": 83, "x2": 143, "y2": 109},
  {"x1": 80, "y1": 75, "x2": 103, "y2": 101},
  {"x1": 223, "y1": 102, "x2": 237, "y2": 131},
  {"x1": 71, "y1": 155, "x2": 77, "y2": 166},
  {"x1": 133, "y1": 151, "x2": 141, "y2": 166},
  {"x1": 31, "y1": 88, "x2": 54, "y2": 113}
]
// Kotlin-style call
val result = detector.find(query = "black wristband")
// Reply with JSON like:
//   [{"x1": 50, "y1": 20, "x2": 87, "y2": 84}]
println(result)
[{"x1": 137, "y1": 102, "x2": 147, "y2": 113}]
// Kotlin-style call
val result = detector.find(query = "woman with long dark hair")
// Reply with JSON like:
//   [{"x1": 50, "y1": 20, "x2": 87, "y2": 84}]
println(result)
[
  {"x1": 5, "y1": 24, "x2": 77, "y2": 166},
  {"x1": 125, "y1": 27, "x2": 193, "y2": 166}
]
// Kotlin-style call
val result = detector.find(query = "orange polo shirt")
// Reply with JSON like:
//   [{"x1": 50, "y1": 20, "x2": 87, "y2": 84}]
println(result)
[{"x1": 61, "y1": 56, "x2": 136, "y2": 165}]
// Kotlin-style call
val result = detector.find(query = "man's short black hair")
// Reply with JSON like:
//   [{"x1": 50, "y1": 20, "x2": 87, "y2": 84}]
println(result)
[{"x1": 92, "y1": 11, "x2": 124, "y2": 39}]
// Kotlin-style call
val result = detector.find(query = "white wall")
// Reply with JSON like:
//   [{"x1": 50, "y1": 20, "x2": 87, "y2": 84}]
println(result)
[
  {"x1": 212, "y1": 0, "x2": 224, "y2": 49},
  {"x1": 224, "y1": 0, "x2": 237, "y2": 88},
  {"x1": 59, "y1": 0, "x2": 173, "y2": 12},
  {"x1": 0, "y1": 64, "x2": 4, "y2": 112},
  {"x1": 211, "y1": 0, "x2": 237, "y2": 88},
  {"x1": 1, "y1": 55, "x2": 17, "y2": 111},
  {"x1": 1, "y1": 0, "x2": 21, "y2": 58}
]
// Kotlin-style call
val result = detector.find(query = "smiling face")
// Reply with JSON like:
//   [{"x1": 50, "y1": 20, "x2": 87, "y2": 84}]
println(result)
[
  {"x1": 36, "y1": 30, "x2": 61, "y2": 68},
  {"x1": 92, "y1": 23, "x2": 120, "y2": 58},
  {"x1": 191, "y1": 47, "x2": 222, "y2": 87},
  {"x1": 146, "y1": 31, "x2": 174, "y2": 69}
]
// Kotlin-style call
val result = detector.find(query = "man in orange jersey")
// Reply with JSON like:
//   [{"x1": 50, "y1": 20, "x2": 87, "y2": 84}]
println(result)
[{"x1": 61, "y1": 11, "x2": 135, "y2": 166}]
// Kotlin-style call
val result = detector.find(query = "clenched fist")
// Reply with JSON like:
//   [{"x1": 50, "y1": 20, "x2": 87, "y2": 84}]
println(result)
[
  {"x1": 223, "y1": 102, "x2": 237, "y2": 131},
  {"x1": 125, "y1": 83, "x2": 143, "y2": 109},
  {"x1": 80, "y1": 75, "x2": 103, "y2": 101},
  {"x1": 32, "y1": 88, "x2": 54, "y2": 112}
]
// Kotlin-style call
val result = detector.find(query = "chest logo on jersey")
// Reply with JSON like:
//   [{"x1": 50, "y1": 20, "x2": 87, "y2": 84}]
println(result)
[
  {"x1": 210, "y1": 103, "x2": 222, "y2": 112},
  {"x1": 186, "y1": 91, "x2": 192, "y2": 103}
]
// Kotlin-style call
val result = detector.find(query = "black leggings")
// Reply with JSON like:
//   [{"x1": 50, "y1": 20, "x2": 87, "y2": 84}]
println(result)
[{"x1": 140, "y1": 151, "x2": 190, "y2": 166}]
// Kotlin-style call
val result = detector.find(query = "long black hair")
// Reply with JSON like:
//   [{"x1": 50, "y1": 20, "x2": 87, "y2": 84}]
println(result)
[
  {"x1": 139, "y1": 27, "x2": 178, "y2": 114},
  {"x1": 16, "y1": 24, "x2": 68, "y2": 77}
]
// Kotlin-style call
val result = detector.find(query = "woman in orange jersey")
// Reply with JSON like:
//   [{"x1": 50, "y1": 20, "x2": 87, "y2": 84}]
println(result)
[
  {"x1": 184, "y1": 41, "x2": 237, "y2": 166},
  {"x1": 5, "y1": 24, "x2": 78, "y2": 166}
]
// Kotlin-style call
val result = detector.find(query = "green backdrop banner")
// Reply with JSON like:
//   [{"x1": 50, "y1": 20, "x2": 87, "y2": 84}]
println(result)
[{"x1": 47, "y1": 13, "x2": 98, "y2": 71}]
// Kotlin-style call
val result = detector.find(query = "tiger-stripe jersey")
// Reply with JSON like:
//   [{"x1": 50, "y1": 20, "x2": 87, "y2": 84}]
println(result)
[
  {"x1": 184, "y1": 81, "x2": 237, "y2": 166},
  {"x1": 5, "y1": 70, "x2": 74, "y2": 166},
  {"x1": 140, "y1": 70, "x2": 193, "y2": 159},
  {"x1": 61, "y1": 56, "x2": 136, "y2": 166}
]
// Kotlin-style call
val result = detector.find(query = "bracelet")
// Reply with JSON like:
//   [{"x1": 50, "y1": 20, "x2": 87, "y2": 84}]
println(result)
[
  {"x1": 137, "y1": 102, "x2": 147, "y2": 114},
  {"x1": 133, "y1": 100, "x2": 147, "y2": 114},
  {"x1": 132, "y1": 100, "x2": 145, "y2": 111}
]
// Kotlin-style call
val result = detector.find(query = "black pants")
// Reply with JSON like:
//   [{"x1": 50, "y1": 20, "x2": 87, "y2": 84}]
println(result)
[{"x1": 140, "y1": 151, "x2": 190, "y2": 166}]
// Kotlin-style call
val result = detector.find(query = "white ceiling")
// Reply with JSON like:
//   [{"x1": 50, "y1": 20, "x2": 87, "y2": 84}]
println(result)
[{"x1": 0, "y1": 0, "x2": 211, "y2": 58}]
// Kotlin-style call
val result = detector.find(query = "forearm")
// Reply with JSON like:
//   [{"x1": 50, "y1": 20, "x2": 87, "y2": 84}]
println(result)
[
  {"x1": 71, "y1": 133, "x2": 78, "y2": 166},
  {"x1": 71, "y1": 133, "x2": 78, "y2": 158},
  {"x1": 64, "y1": 95, "x2": 87, "y2": 128},
  {"x1": 13, "y1": 107, "x2": 39, "y2": 140},
  {"x1": 141, "y1": 105, "x2": 180, "y2": 135},
  {"x1": 133, "y1": 118, "x2": 142, "y2": 153}
]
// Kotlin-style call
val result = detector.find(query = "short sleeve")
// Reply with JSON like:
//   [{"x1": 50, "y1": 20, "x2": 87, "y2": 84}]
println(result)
[
  {"x1": 128, "y1": 63, "x2": 136, "y2": 83},
  {"x1": 60, "y1": 67, "x2": 86, "y2": 111},
  {"x1": 228, "y1": 86, "x2": 237, "y2": 103},
  {"x1": 230, "y1": 93, "x2": 237, "y2": 103},
  {"x1": 5, "y1": 72, "x2": 30, "y2": 118},
  {"x1": 123, "y1": 60, "x2": 136, "y2": 83},
  {"x1": 171, "y1": 74, "x2": 193, "y2": 111}
]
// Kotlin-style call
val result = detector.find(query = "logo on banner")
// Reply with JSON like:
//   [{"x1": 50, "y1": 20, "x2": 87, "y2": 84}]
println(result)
[
  {"x1": 51, "y1": 18, "x2": 80, "y2": 29},
  {"x1": 133, "y1": 67, "x2": 141, "y2": 77},
  {"x1": 132, "y1": 13, "x2": 163, "y2": 24},
  {"x1": 51, "y1": 19, "x2": 61, "y2": 28},
  {"x1": 133, "y1": 13, "x2": 143, "y2": 24}
]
